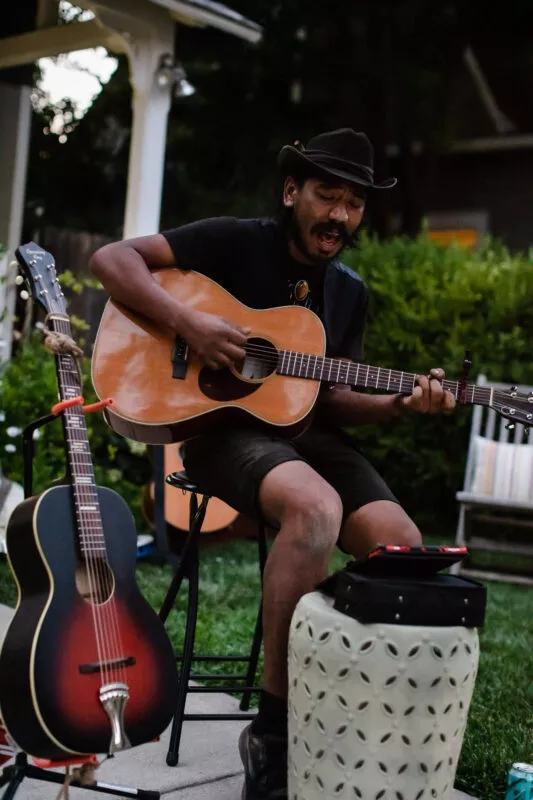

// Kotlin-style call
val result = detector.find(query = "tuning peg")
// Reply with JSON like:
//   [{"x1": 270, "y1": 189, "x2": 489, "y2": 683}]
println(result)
[
  {"x1": 505, "y1": 422, "x2": 516, "y2": 432},
  {"x1": 14, "y1": 275, "x2": 24, "y2": 286},
  {"x1": 19, "y1": 290, "x2": 29, "y2": 301},
  {"x1": 8, "y1": 260, "x2": 18, "y2": 271}
]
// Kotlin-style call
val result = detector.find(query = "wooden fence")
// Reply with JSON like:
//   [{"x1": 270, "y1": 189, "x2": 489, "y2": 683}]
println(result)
[{"x1": 36, "y1": 226, "x2": 113, "y2": 348}]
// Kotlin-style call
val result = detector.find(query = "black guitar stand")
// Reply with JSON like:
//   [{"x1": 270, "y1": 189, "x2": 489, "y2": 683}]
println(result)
[
  {"x1": 0, "y1": 413, "x2": 161, "y2": 800},
  {"x1": 0, "y1": 752, "x2": 159, "y2": 800}
]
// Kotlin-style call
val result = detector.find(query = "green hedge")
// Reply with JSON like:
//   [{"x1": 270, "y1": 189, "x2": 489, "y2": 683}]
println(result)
[
  {"x1": 342, "y1": 232, "x2": 533, "y2": 534},
  {"x1": 0, "y1": 336, "x2": 151, "y2": 527},
  {"x1": 1, "y1": 233, "x2": 532, "y2": 538}
]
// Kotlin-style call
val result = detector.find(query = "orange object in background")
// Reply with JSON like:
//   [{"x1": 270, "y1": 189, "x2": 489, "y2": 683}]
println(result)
[
  {"x1": 32, "y1": 753, "x2": 98, "y2": 770},
  {"x1": 428, "y1": 228, "x2": 479, "y2": 249}
]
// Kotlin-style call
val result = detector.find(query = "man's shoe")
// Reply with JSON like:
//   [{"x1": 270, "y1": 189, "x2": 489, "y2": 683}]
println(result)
[{"x1": 238, "y1": 723, "x2": 288, "y2": 800}]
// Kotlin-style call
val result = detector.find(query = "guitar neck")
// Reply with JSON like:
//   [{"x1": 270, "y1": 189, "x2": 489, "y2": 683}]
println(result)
[
  {"x1": 277, "y1": 350, "x2": 493, "y2": 407},
  {"x1": 48, "y1": 314, "x2": 107, "y2": 557}
]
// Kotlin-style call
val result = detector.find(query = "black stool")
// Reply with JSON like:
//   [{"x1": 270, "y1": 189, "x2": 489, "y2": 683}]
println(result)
[{"x1": 155, "y1": 463, "x2": 268, "y2": 767}]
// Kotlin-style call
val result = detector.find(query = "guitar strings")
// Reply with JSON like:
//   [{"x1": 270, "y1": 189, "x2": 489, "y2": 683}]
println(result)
[
  {"x1": 53, "y1": 312, "x2": 128, "y2": 690},
  {"x1": 242, "y1": 341, "x2": 479, "y2": 385},
  {"x1": 241, "y1": 341, "x2": 497, "y2": 389},
  {"x1": 229, "y1": 343, "x2": 495, "y2": 403},
  {"x1": 56, "y1": 364, "x2": 112, "y2": 686},
  {"x1": 68, "y1": 386, "x2": 127, "y2": 689},
  {"x1": 53, "y1": 339, "x2": 108, "y2": 681},
  {"x1": 69, "y1": 398, "x2": 126, "y2": 687},
  {"x1": 56, "y1": 343, "x2": 121, "y2": 688},
  {"x1": 66, "y1": 402, "x2": 120, "y2": 687}
]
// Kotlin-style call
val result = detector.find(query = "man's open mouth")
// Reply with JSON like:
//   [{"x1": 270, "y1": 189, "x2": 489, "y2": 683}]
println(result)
[{"x1": 316, "y1": 230, "x2": 341, "y2": 250}]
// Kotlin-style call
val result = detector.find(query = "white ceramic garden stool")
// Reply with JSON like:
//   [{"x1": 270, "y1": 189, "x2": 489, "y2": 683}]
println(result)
[{"x1": 288, "y1": 591, "x2": 479, "y2": 800}]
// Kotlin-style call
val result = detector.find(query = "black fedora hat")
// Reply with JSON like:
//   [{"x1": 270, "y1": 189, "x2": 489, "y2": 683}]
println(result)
[{"x1": 278, "y1": 127, "x2": 397, "y2": 190}]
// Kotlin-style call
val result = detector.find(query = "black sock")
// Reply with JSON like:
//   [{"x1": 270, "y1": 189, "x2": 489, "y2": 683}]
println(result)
[{"x1": 251, "y1": 690, "x2": 288, "y2": 738}]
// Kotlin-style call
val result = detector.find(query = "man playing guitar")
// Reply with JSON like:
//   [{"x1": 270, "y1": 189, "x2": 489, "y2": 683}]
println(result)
[{"x1": 90, "y1": 127, "x2": 456, "y2": 800}]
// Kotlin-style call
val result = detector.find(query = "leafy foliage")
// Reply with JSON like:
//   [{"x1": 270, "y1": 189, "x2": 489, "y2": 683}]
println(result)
[
  {"x1": 341, "y1": 232, "x2": 533, "y2": 534},
  {"x1": 0, "y1": 334, "x2": 151, "y2": 526}
]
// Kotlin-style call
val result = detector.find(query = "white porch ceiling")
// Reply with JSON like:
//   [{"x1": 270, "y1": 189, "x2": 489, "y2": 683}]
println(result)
[
  {"x1": 144, "y1": 0, "x2": 262, "y2": 42},
  {"x1": 0, "y1": 0, "x2": 262, "y2": 70}
]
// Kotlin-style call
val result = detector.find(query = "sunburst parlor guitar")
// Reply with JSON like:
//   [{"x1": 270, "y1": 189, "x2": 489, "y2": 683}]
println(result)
[
  {"x1": 0, "y1": 243, "x2": 178, "y2": 760},
  {"x1": 92, "y1": 268, "x2": 533, "y2": 444}
]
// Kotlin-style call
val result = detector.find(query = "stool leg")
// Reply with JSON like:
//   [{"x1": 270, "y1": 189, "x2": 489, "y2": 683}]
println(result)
[
  {"x1": 165, "y1": 495, "x2": 208, "y2": 767},
  {"x1": 159, "y1": 517, "x2": 197, "y2": 624},
  {"x1": 1, "y1": 753, "x2": 27, "y2": 800},
  {"x1": 240, "y1": 523, "x2": 268, "y2": 712},
  {"x1": 159, "y1": 492, "x2": 210, "y2": 622}
]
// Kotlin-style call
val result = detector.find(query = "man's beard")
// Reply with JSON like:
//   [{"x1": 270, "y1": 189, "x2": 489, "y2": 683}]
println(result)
[{"x1": 285, "y1": 209, "x2": 357, "y2": 265}]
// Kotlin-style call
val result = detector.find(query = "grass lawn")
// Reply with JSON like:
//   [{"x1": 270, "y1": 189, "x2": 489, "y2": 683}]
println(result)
[{"x1": 1, "y1": 540, "x2": 531, "y2": 800}]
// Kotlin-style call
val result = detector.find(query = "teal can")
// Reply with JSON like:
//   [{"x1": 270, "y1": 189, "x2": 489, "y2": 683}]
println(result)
[{"x1": 505, "y1": 763, "x2": 533, "y2": 800}]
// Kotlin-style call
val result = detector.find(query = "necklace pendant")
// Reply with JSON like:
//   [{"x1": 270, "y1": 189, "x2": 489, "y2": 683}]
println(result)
[{"x1": 294, "y1": 279, "x2": 310, "y2": 302}]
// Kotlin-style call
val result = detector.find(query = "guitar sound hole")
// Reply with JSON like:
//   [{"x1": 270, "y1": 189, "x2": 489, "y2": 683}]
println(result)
[
  {"x1": 75, "y1": 559, "x2": 115, "y2": 605},
  {"x1": 234, "y1": 337, "x2": 278, "y2": 381},
  {"x1": 198, "y1": 337, "x2": 278, "y2": 401}
]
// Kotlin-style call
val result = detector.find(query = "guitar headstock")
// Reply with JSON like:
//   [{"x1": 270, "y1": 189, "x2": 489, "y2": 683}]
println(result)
[
  {"x1": 491, "y1": 386, "x2": 533, "y2": 429},
  {"x1": 14, "y1": 242, "x2": 66, "y2": 317}
]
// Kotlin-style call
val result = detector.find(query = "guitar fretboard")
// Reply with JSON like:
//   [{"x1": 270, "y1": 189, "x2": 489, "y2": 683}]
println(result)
[
  {"x1": 51, "y1": 315, "x2": 106, "y2": 557},
  {"x1": 276, "y1": 351, "x2": 493, "y2": 407}
]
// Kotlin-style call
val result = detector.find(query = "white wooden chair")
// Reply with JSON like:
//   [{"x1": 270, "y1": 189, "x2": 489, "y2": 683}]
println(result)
[{"x1": 453, "y1": 374, "x2": 533, "y2": 585}]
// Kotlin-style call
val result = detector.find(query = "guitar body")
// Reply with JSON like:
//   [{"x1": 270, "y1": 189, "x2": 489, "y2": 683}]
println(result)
[
  {"x1": 0, "y1": 485, "x2": 178, "y2": 759},
  {"x1": 142, "y1": 444, "x2": 239, "y2": 534},
  {"x1": 92, "y1": 270, "x2": 325, "y2": 444}
]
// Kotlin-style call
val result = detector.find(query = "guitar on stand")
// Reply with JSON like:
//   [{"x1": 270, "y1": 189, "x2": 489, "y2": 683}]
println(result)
[
  {"x1": 0, "y1": 243, "x2": 178, "y2": 762},
  {"x1": 142, "y1": 443, "x2": 240, "y2": 535}
]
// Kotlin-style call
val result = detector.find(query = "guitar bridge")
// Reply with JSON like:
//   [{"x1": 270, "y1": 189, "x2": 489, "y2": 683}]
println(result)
[
  {"x1": 171, "y1": 336, "x2": 189, "y2": 380},
  {"x1": 79, "y1": 656, "x2": 136, "y2": 675}
]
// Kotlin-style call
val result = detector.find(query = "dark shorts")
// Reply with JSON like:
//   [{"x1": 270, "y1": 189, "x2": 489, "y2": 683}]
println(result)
[{"x1": 182, "y1": 422, "x2": 398, "y2": 527}]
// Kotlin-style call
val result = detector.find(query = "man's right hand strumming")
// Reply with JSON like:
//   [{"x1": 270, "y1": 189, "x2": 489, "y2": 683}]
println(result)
[
  {"x1": 182, "y1": 308, "x2": 251, "y2": 370},
  {"x1": 89, "y1": 234, "x2": 250, "y2": 371}
]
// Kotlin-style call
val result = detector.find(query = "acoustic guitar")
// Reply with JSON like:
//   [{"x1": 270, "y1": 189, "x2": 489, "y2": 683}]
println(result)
[
  {"x1": 92, "y1": 268, "x2": 533, "y2": 444},
  {"x1": 0, "y1": 243, "x2": 178, "y2": 760},
  {"x1": 142, "y1": 443, "x2": 239, "y2": 534}
]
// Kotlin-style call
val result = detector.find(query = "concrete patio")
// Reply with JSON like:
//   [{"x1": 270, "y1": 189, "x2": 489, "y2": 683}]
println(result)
[{"x1": 0, "y1": 603, "x2": 477, "y2": 799}]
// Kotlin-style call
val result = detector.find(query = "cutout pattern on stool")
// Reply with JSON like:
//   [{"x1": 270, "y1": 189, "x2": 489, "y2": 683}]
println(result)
[{"x1": 288, "y1": 592, "x2": 479, "y2": 800}]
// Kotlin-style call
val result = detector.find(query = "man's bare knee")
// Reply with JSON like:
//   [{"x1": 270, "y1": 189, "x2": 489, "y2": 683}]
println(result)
[
  {"x1": 259, "y1": 461, "x2": 343, "y2": 556},
  {"x1": 340, "y1": 500, "x2": 421, "y2": 556},
  {"x1": 284, "y1": 492, "x2": 342, "y2": 555}
]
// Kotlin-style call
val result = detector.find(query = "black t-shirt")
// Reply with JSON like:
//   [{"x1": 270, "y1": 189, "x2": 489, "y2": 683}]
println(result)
[{"x1": 161, "y1": 217, "x2": 368, "y2": 360}]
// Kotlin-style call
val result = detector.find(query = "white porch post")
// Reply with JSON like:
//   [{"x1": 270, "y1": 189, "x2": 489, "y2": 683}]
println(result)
[
  {"x1": 123, "y1": 32, "x2": 174, "y2": 239},
  {"x1": 0, "y1": 82, "x2": 31, "y2": 363}
]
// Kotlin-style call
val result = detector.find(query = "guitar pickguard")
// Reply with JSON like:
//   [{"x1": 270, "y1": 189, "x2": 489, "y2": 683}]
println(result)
[{"x1": 198, "y1": 366, "x2": 261, "y2": 401}]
